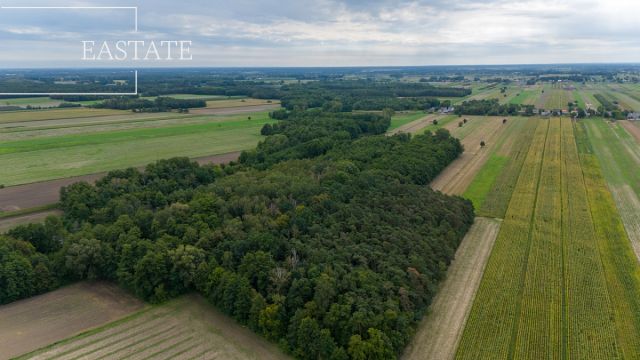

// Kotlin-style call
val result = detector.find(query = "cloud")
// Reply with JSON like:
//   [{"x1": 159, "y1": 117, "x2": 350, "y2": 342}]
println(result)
[{"x1": 0, "y1": 0, "x2": 638, "y2": 67}]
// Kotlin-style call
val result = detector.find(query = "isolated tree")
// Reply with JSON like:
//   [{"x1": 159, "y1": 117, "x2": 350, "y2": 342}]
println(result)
[
  {"x1": 503, "y1": 118, "x2": 508, "y2": 124},
  {"x1": 480, "y1": 140, "x2": 486, "y2": 147}
]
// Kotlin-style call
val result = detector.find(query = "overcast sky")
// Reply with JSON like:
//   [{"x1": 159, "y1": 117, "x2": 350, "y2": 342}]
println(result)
[{"x1": 0, "y1": 0, "x2": 638, "y2": 67}]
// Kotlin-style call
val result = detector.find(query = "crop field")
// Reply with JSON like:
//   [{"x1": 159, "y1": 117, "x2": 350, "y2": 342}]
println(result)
[
  {"x1": 508, "y1": 89, "x2": 538, "y2": 105},
  {"x1": 582, "y1": 119, "x2": 640, "y2": 259},
  {"x1": 0, "y1": 282, "x2": 144, "y2": 360},
  {"x1": 0, "y1": 110, "x2": 276, "y2": 186},
  {"x1": 606, "y1": 87, "x2": 640, "y2": 111},
  {"x1": 456, "y1": 118, "x2": 640, "y2": 359},
  {"x1": 389, "y1": 111, "x2": 426, "y2": 130},
  {"x1": 431, "y1": 117, "x2": 514, "y2": 195},
  {"x1": 19, "y1": 294, "x2": 289, "y2": 360},
  {"x1": 535, "y1": 87, "x2": 574, "y2": 110},
  {"x1": 388, "y1": 114, "x2": 455, "y2": 135},
  {"x1": 403, "y1": 218, "x2": 502, "y2": 360},
  {"x1": 463, "y1": 117, "x2": 538, "y2": 215}
]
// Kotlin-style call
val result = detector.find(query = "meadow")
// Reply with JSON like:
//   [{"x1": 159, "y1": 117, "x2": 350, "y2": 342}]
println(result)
[{"x1": 0, "y1": 111, "x2": 275, "y2": 186}]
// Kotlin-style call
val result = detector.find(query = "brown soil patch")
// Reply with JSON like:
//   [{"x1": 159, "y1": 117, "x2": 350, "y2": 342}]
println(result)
[
  {"x1": 0, "y1": 282, "x2": 143, "y2": 360},
  {"x1": 402, "y1": 218, "x2": 502, "y2": 360},
  {"x1": 0, "y1": 152, "x2": 240, "y2": 212}
]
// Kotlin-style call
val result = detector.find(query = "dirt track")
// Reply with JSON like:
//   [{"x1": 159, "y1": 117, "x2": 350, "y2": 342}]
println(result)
[
  {"x1": 0, "y1": 282, "x2": 143, "y2": 360},
  {"x1": 402, "y1": 218, "x2": 502, "y2": 360},
  {"x1": 191, "y1": 104, "x2": 281, "y2": 115},
  {"x1": 0, "y1": 152, "x2": 241, "y2": 212},
  {"x1": 431, "y1": 117, "x2": 510, "y2": 195}
]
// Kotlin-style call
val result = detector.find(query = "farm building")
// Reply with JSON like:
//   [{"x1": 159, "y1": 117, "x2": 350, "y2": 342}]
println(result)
[{"x1": 627, "y1": 112, "x2": 640, "y2": 120}]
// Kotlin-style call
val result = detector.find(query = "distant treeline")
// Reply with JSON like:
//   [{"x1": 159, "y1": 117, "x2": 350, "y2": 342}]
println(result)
[
  {"x1": 2, "y1": 109, "x2": 473, "y2": 359},
  {"x1": 278, "y1": 81, "x2": 469, "y2": 112},
  {"x1": 454, "y1": 99, "x2": 535, "y2": 116},
  {"x1": 93, "y1": 96, "x2": 206, "y2": 112}
]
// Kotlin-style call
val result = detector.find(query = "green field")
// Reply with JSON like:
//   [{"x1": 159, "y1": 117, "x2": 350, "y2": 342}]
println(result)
[
  {"x1": 0, "y1": 97, "x2": 62, "y2": 107},
  {"x1": 389, "y1": 111, "x2": 425, "y2": 130},
  {"x1": 0, "y1": 111, "x2": 276, "y2": 186},
  {"x1": 508, "y1": 90, "x2": 538, "y2": 105},
  {"x1": 457, "y1": 118, "x2": 640, "y2": 359},
  {"x1": 464, "y1": 117, "x2": 537, "y2": 217},
  {"x1": 581, "y1": 119, "x2": 640, "y2": 261}
]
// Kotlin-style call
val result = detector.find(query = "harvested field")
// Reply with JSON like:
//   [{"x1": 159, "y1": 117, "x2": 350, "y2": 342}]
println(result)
[
  {"x1": 403, "y1": 218, "x2": 501, "y2": 360},
  {"x1": 0, "y1": 151, "x2": 240, "y2": 212},
  {"x1": 0, "y1": 109, "x2": 125, "y2": 123},
  {"x1": 431, "y1": 117, "x2": 512, "y2": 195},
  {"x1": 0, "y1": 282, "x2": 143, "y2": 360},
  {"x1": 19, "y1": 294, "x2": 290, "y2": 360}
]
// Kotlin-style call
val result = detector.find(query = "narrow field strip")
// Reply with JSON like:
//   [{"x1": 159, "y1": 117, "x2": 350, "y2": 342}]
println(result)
[
  {"x1": 431, "y1": 117, "x2": 511, "y2": 195},
  {"x1": 583, "y1": 119, "x2": 640, "y2": 261},
  {"x1": 0, "y1": 109, "x2": 126, "y2": 124},
  {"x1": 513, "y1": 119, "x2": 563, "y2": 359},
  {"x1": 456, "y1": 120, "x2": 549, "y2": 359},
  {"x1": 402, "y1": 218, "x2": 502, "y2": 360},
  {"x1": 559, "y1": 118, "x2": 619, "y2": 358},
  {"x1": 576, "y1": 121, "x2": 640, "y2": 358},
  {"x1": 465, "y1": 118, "x2": 537, "y2": 215}
]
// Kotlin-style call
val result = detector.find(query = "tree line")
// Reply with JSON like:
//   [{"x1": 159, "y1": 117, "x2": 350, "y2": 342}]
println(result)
[
  {"x1": 454, "y1": 99, "x2": 535, "y2": 116},
  {"x1": 93, "y1": 96, "x2": 206, "y2": 112}
]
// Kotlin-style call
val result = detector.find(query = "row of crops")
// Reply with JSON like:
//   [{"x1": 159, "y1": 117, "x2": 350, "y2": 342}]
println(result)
[{"x1": 456, "y1": 118, "x2": 640, "y2": 359}]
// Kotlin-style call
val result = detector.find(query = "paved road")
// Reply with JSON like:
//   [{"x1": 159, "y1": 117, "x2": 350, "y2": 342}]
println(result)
[{"x1": 0, "y1": 151, "x2": 241, "y2": 212}]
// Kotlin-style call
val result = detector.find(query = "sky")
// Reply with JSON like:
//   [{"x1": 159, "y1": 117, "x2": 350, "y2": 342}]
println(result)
[{"x1": 0, "y1": 0, "x2": 639, "y2": 67}]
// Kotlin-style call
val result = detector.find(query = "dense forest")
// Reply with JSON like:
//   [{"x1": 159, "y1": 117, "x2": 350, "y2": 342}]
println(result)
[{"x1": 1, "y1": 108, "x2": 474, "y2": 359}]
